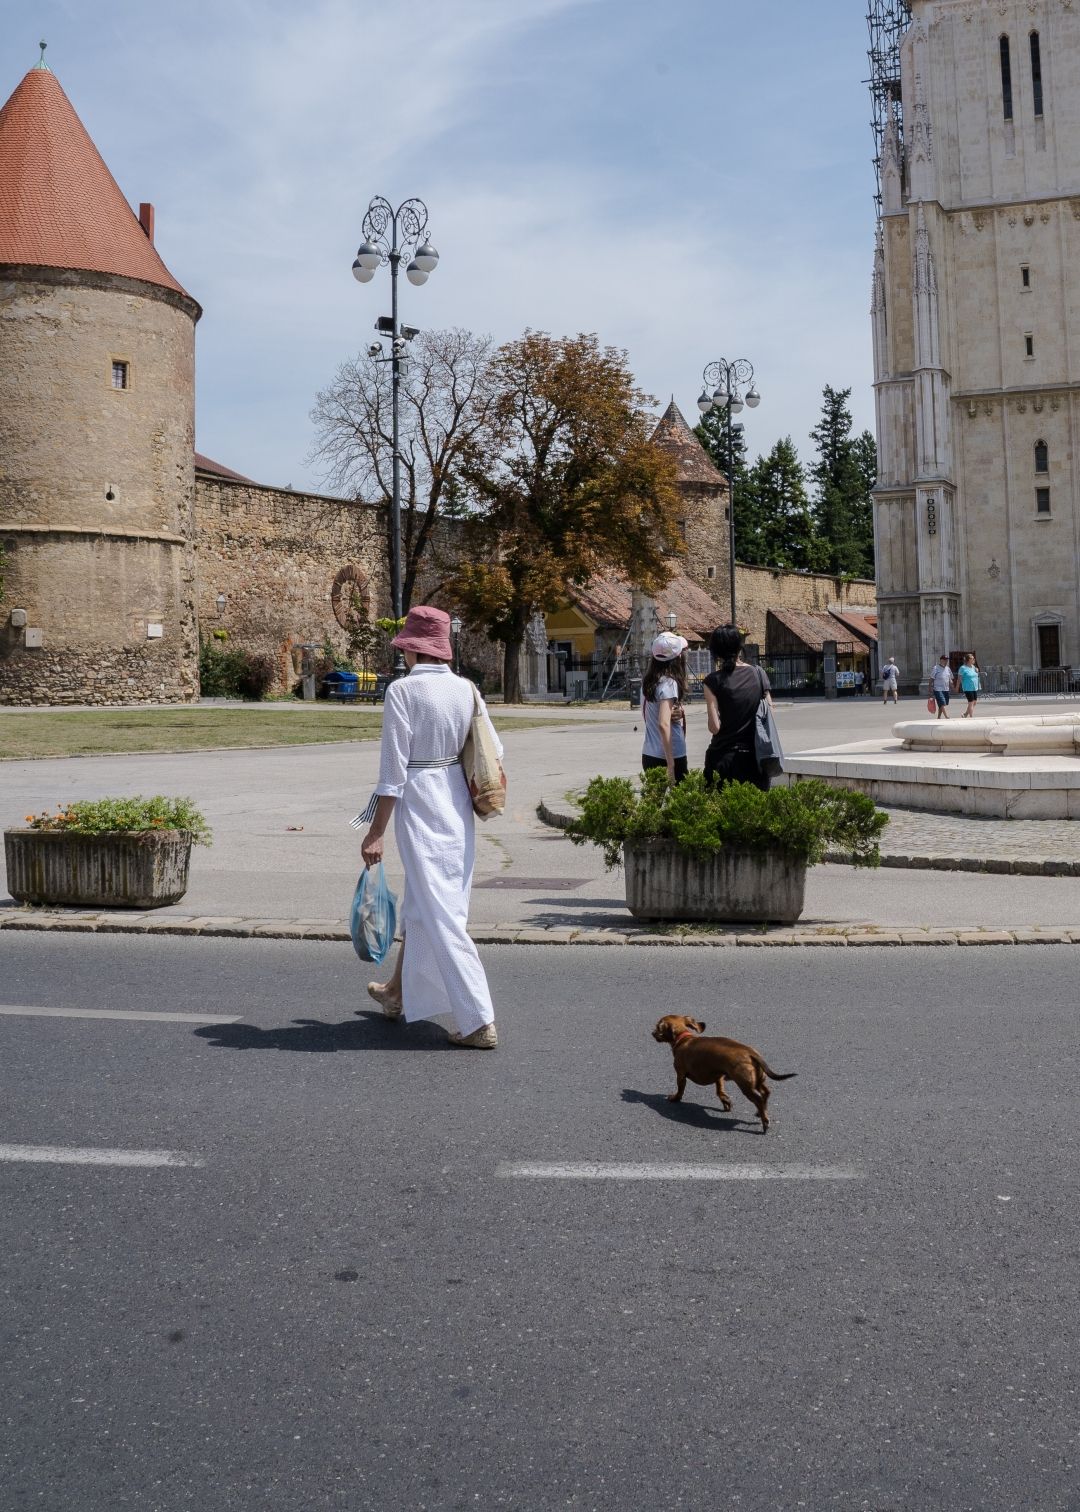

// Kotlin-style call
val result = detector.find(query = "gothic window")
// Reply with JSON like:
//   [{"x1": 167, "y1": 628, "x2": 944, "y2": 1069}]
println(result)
[
  {"x1": 1021, "y1": 265, "x2": 1031, "y2": 289},
  {"x1": 1030, "y1": 32, "x2": 1043, "y2": 118},
  {"x1": 1035, "y1": 439, "x2": 1049, "y2": 474},
  {"x1": 1025, "y1": 334, "x2": 1035, "y2": 358},
  {"x1": 1036, "y1": 487, "x2": 1051, "y2": 514},
  {"x1": 1000, "y1": 36, "x2": 1014, "y2": 121},
  {"x1": 111, "y1": 360, "x2": 129, "y2": 390}
]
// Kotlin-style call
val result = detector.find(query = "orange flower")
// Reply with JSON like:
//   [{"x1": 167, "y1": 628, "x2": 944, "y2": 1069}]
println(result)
[{"x1": 24, "y1": 815, "x2": 34, "y2": 823}]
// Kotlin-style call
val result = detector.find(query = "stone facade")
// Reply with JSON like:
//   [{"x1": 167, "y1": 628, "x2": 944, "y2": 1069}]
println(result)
[
  {"x1": 873, "y1": 0, "x2": 1080, "y2": 687},
  {"x1": 649, "y1": 400, "x2": 731, "y2": 610},
  {"x1": 1, "y1": 270, "x2": 200, "y2": 704},
  {"x1": 734, "y1": 563, "x2": 876, "y2": 652}
]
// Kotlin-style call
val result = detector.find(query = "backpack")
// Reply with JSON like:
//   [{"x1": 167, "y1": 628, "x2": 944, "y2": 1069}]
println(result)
[{"x1": 752, "y1": 666, "x2": 784, "y2": 781}]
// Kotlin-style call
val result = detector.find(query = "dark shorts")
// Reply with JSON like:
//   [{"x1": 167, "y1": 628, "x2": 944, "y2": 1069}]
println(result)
[
  {"x1": 965, "y1": 690, "x2": 978, "y2": 703},
  {"x1": 642, "y1": 753, "x2": 688, "y2": 782},
  {"x1": 933, "y1": 690, "x2": 950, "y2": 707},
  {"x1": 703, "y1": 742, "x2": 769, "y2": 792}
]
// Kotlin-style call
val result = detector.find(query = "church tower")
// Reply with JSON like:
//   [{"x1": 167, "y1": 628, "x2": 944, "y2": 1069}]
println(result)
[
  {"x1": 0, "y1": 50, "x2": 201, "y2": 704},
  {"x1": 870, "y1": 0, "x2": 1080, "y2": 682}
]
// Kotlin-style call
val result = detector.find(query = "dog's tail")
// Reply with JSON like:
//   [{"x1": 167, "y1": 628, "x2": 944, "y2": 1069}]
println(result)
[{"x1": 760, "y1": 1062, "x2": 797, "y2": 1082}]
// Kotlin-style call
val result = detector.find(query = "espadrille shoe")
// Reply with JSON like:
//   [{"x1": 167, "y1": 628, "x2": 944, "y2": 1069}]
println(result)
[
  {"x1": 447, "y1": 1023, "x2": 498, "y2": 1050},
  {"x1": 367, "y1": 981, "x2": 403, "y2": 1019}
]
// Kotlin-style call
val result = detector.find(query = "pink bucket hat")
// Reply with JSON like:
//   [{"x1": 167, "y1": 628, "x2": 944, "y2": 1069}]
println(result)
[{"x1": 391, "y1": 605, "x2": 454, "y2": 661}]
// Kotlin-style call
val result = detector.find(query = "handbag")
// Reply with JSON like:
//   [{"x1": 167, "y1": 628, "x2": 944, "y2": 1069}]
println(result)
[
  {"x1": 926, "y1": 694, "x2": 937, "y2": 713},
  {"x1": 753, "y1": 666, "x2": 784, "y2": 781},
  {"x1": 461, "y1": 681, "x2": 507, "y2": 819}
]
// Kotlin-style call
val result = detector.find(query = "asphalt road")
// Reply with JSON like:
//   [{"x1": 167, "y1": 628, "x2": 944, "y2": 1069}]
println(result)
[{"x1": 2, "y1": 934, "x2": 1078, "y2": 1511}]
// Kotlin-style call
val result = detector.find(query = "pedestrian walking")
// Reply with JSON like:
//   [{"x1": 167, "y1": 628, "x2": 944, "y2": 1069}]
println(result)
[
  {"x1": 930, "y1": 654, "x2": 954, "y2": 719},
  {"x1": 641, "y1": 631, "x2": 689, "y2": 784},
  {"x1": 362, "y1": 605, "x2": 501, "y2": 1050},
  {"x1": 882, "y1": 656, "x2": 900, "y2": 705},
  {"x1": 958, "y1": 653, "x2": 981, "y2": 717},
  {"x1": 702, "y1": 624, "x2": 773, "y2": 791}
]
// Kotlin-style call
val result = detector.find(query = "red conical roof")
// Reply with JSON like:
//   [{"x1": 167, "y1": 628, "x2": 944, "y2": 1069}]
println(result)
[{"x1": 0, "y1": 64, "x2": 192, "y2": 300}]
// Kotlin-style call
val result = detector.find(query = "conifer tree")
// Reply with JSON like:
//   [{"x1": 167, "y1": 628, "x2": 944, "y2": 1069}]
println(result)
[
  {"x1": 749, "y1": 437, "x2": 823, "y2": 572},
  {"x1": 809, "y1": 386, "x2": 875, "y2": 578}
]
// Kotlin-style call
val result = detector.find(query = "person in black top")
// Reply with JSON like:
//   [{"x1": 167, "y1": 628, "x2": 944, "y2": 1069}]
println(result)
[{"x1": 702, "y1": 624, "x2": 773, "y2": 791}]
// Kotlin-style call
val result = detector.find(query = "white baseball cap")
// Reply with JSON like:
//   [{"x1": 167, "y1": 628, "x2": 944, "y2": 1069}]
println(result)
[{"x1": 650, "y1": 631, "x2": 688, "y2": 662}]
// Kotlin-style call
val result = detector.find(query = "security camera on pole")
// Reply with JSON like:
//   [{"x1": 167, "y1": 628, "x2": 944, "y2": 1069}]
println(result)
[
  {"x1": 697, "y1": 359, "x2": 760, "y2": 625},
  {"x1": 352, "y1": 197, "x2": 439, "y2": 677}
]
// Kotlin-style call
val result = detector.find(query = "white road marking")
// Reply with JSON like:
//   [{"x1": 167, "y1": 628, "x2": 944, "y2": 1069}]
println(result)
[
  {"x1": 496, "y1": 1162, "x2": 863, "y2": 1181},
  {"x1": 0, "y1": 1004, "x2": 241, "y2": 1024},
  {"x1": 0, "y1": 1144, "x2": 203, "y2": 1168}
]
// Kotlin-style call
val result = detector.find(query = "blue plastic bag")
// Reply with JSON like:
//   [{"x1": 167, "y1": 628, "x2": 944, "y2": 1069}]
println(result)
[{"x1": 349, "y1": 862, "x2": 398, "y2": 965}]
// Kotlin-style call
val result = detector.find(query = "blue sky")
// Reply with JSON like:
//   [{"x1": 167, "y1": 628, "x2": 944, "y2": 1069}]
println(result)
[{"x1": 12, "y1": 0, "x2": 878, "y2": 491}]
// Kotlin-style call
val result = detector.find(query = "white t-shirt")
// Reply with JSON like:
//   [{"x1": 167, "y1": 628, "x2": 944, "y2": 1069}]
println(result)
[
  {"x1": 931, "y1": 664, "x2": 954, "y2": 693},
  {"x1": 882, "y1": 662, "x2": 899, "y2": 687},
  {"x1": 642, "y1": 676, "x2": 687, "y2": 760}
]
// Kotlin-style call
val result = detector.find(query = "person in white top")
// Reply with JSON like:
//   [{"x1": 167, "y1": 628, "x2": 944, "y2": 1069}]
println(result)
[
  {"x1": 930, "y1": 655, "x2": 954, "y2": 719},
  {"x1": 361, "y1": 605, "x2": 502, "y2": 1049},
  {"x1": 640, "y1": 631, "x2": 689, "y2": 784},
  {"x1": 881, "y1": 657, "x2": 900, "y2": 705}
]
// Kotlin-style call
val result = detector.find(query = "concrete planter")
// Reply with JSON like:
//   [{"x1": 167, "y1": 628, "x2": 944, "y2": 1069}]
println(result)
[
  {"x1": 4, "y1": 829, "x2": 193, "y2": 909},
  {"x1": 624, "y1": 838, "x2": 807, "y2": 924}
]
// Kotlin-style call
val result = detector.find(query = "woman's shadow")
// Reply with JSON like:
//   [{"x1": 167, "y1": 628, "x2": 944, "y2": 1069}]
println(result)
[
  {"x1": 620, "y1": 1088, "x2": 754, "y2": 1134},
  {"x1": 194, "y1": 1009, "x2": 452, "y2": 1053}
]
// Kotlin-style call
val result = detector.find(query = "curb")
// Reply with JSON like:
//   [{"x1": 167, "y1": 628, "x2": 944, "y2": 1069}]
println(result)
[
  {"x1": 536, "y1": 800, "x2": 1080, "y2": 878},
  {"x1": 1, "y1": 909, "x2": 1078, "y2": 949}
]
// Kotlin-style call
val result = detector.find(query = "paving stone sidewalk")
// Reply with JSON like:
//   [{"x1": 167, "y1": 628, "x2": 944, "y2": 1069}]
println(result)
[{"x1": 2, "y1": 905, "x2": 1078, "y2": 949}]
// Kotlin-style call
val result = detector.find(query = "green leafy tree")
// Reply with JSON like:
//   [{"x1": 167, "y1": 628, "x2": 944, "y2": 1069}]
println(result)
[
  {"x1": 448, "y1": 331, "x2": 682, "y2": 702},
  {"x1": 748, "y1": 437, "x2": 823, "y2": 572},
  {"x1": 809, "y1": 386, "x2": 875, "y2": 578}
]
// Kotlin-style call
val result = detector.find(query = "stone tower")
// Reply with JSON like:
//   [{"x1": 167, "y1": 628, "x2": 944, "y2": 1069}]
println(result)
[
  {"x1": 0, "y1": 52, "x2": 201, "y2": 705},
  {"x1": 872, "y1": 0, "x2": 1080, "y2": 683},
  {"x1": 650, "y1": 400, "x2": 730, "y2": 610}
]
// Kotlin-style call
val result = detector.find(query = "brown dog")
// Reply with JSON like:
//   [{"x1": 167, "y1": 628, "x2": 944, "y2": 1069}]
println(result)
[{"x1": 651, "y1": 1014, "x2": 796, "y2": 1133}]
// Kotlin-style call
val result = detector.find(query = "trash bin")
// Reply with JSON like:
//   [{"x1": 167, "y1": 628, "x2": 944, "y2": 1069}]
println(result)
[
  {"x1": 322, "y1": 669, "x2": 360, "y2": 702},
  {"x1": 628, "y1": 676, "x2": 642, "y2": 711}
]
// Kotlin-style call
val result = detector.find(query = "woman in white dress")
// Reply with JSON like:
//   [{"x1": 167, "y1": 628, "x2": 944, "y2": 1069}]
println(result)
[{"x1": 361, "y1": 605, "x2": 501, "y2": 1049}]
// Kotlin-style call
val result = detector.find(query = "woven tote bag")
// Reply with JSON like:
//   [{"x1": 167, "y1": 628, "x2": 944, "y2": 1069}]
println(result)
[{"x1": 461, "y1": 681, "x2": 507, "y2": 819}]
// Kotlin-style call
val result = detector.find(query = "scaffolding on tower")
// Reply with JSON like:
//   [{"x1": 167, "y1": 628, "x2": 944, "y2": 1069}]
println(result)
[{"x1": 866, "y1": 0, "x2": 912, "y2": 209}]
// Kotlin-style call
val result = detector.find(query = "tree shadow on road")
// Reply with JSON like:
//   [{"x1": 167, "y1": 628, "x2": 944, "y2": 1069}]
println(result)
[
  {"x1": 621, "y1": 1088, "x2": 753, "y2": 1134},
  {"x1": 194, "y1": 1009, "x2": 453, "y2": 1054}
]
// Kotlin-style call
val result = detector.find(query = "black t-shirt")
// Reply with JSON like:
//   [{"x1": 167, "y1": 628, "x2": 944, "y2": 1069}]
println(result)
[{"x1": 703, "y1": 663, "x2": 769, "y2": 751}]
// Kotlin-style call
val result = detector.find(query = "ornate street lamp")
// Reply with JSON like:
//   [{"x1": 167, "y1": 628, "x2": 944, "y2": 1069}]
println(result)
[
  {"x1": 697, "y1": 358, "x2": 760, "y2": 623},
  {"x1": 450, "y1": 614, "x2": 462, "y2": 674},
  {"x1": 351, "y1": 197, "x2": 439, "y2": 673},
  {"x1": 665, "y1": 610, "x2": 678, "y2": 632}
]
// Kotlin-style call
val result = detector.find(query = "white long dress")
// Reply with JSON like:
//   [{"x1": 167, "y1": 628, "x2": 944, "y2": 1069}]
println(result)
[{"x1": 373, "y1": 663, "x2": 502, "y2": 1037}]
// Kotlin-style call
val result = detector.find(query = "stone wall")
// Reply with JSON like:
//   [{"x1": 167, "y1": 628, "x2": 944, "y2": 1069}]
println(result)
[
  {"x1": 678, "y1": 480, "x2": 730, "y2": 612},
  {"x1": 734, "y1": 563, "x2": 876, "y2": 650},
  {"x1": 0, "y1": 271, "x2": 198, "y2": 705}
]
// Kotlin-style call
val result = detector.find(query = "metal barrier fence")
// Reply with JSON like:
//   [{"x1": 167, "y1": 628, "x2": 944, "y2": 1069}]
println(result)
[{"x1": 965, "y1": 665, "x2": 1080, "y2": 699}]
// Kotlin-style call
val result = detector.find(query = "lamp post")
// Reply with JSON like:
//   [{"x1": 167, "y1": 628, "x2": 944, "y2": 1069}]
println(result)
[
  {"x1": 697, "y1": 359, "x2": 760, "y2": 624},
  {"x1": 665, "y1": 610, "x2": 677, "y2": 632},
  {"x1": 450, "y1": 615, "x2": 462, "y2": 674},
  {"x1": 352, "y1": 197, "x2": 439, "y2": 674}
]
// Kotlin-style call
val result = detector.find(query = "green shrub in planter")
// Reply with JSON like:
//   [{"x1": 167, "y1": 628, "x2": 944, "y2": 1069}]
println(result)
[
  {"x1": 25, "y1": 795, "x2": 212, "y2": 844},
  {"x1": 566, "y1": 770, "x2": 887, "y2": 871}
]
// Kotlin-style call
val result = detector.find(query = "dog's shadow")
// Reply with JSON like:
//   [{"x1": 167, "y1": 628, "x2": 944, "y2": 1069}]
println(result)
[{"x1": 621, "y1": 1088, "x2": 754, "y2": 1134}]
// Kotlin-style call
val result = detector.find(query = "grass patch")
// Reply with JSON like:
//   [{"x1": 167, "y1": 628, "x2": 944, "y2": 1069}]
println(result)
[{"x1": 0, "y1": 707, "x2": 591, "y2": 760}]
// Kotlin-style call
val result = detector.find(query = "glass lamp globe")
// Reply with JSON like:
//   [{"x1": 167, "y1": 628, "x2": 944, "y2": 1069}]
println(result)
[
  {"x1": 414, "y1": 240, "x2": 439, "y2": 273},
  {"x1": 665, "y1": 611, "x2": 677, "y2": 631},
  {"x1": 355, "y1": 240, "x2": 382, "y2": 271},
  {"x1": 745, "y1": 388, "x2": 761, "y2": 409},
  {"x1": 406, "y1": 261, "x2": 429, "y2": 286},
  {"x1": 352, "y1": 259, "x2": 375, "y2": 283},
  {"x1": 729, "y1": 394, "x2": 745, "y2": 415},
  {"x1": 696, "y1": 390, "x2": 712, "y2": 414},
  {"x1": 712, "y1": 387, "x2": 729, "y2": 409},
  {"x1": 450, "y1": 616, "x2": 462, "y2": 636}
]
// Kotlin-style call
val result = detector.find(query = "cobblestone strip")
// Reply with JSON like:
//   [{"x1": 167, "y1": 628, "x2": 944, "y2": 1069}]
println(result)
[
  {"x1": 2, "y1": 909, "x2": 1080, "y2": 948},
  {"x1": 537, "y1": 801, "x2": 1080, "y2": 877}
]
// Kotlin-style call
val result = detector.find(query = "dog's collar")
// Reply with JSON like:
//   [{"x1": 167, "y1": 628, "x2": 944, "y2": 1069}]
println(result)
[{"x1": 672, "y1": 1029, "x2": 699, "y2": 1049}]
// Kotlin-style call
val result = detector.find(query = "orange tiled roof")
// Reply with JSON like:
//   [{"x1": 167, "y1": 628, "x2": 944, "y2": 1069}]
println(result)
[
  {"x1": 195, "y1": 452, "x2": 256, "y2": 485},
  {"x1": 829, "y1": 609, "x2": 879, "y2": 645},
  {"x1": 569, "y1": 568, "x2": 724, "y2": 643},
  {"x1": 0, "y1": 64, "x2": 192, "y2": 299},
  {"x1": 650, "y1": 400, "x2": 726, "y2": 488}
]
